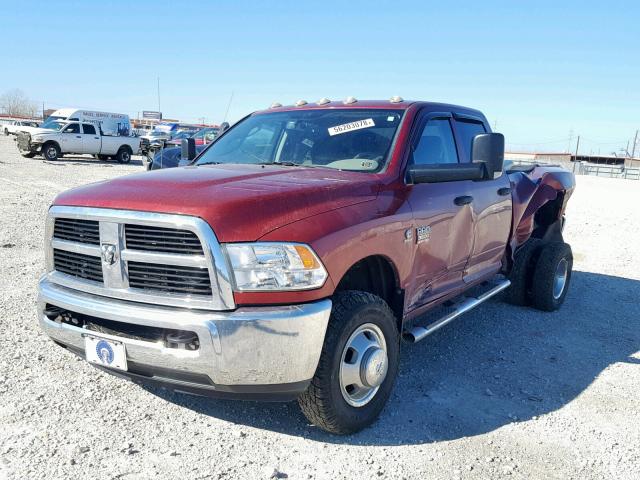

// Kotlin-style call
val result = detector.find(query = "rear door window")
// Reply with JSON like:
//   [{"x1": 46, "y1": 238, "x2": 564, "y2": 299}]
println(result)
[{"x1": 82, "y1": 124, "x2": 96, "y2": 135}]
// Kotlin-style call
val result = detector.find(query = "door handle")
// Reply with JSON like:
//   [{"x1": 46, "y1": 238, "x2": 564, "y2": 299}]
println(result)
[
  {"x1": 75, "y1": 135, "x2": 81, "y2": 138},
  {"x1": 94, "y1": 137, "x2": 99, "y2": 139},
  {"x1": 497, "y1": 187, "x2": 511, "y2": 196},
  {"x1": 454, "y1": 195, "x2": 473, "y2": 206}
]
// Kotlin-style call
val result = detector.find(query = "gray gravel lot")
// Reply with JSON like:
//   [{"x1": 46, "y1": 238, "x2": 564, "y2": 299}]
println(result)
[{"x1": 0, "y1": 133, "x2": 639, "y2": 479}]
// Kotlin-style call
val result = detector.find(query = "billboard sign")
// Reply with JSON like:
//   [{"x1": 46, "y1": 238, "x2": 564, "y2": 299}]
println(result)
[{"x1": 143, "y1": 111, "x2": 162, "y2": 120}]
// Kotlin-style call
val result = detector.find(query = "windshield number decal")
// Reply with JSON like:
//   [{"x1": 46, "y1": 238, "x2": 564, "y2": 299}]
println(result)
[{"x1": 328, "y1": 118, "x2": 375, "y2": 136}]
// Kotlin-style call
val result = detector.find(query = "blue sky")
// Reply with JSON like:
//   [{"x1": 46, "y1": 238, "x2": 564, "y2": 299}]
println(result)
[{"x1": 1, "y1": 0, "x2": 638, "y2": 154}]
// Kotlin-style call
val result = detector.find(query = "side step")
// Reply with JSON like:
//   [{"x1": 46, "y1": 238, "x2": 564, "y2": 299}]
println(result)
[{"x1": 403, "y1": 279, "x2": 511, "y2": 343}]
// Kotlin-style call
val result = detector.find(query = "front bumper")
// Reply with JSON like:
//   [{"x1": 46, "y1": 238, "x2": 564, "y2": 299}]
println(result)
[
  {"x1": 16, "y1": 133, "x2": 39, "y2": 153},
  {"x1": 38, "y1": 278, "x2": 332, "y2": 400}
]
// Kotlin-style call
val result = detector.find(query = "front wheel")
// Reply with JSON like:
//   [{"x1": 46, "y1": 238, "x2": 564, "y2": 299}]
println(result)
[
  {"x1": 531, "y1": 242, "x2": 573, "y2": 311},
  {"x1": 298, "y1": 291, "x2": 399, "y2": 434},
  {"x1": 42, "y1": 143, "x2": 60, "y2": 161}
]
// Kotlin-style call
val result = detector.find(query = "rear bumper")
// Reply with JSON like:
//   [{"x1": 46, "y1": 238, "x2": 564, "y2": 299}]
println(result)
[{"x1": 38, "y1": 278, "x2": 332, "y2": 400}]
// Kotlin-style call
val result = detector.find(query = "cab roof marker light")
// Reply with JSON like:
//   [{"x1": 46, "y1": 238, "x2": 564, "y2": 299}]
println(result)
[
  {"x1": 389, "y1": 96, "x2": 404, "y2": 103},
  {"x1": 295, "y1": 100, "x2": 308, "y2": 107},
  {"x1": 317, "y1": 97, "x2": 331, "y2": 105},
  {"x1": 344, "y1": 96, "x2": 358, "y2": 105},
  {"x1": 270, "y1": 102, "x2": 283, "y2": 109}
]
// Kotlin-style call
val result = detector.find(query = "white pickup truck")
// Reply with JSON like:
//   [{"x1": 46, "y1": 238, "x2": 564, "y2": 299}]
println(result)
[
  {"x1": 16, "y1": 120, "x2": 140, "y2": 163},
  {"x1": 3, "y1": 120, "x2": 40, "y2": 136}
]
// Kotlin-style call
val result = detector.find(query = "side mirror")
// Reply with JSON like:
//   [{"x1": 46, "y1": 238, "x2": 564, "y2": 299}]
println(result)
[
  {"x1": 181, "y1": 138, "x2": 196, "y2": 161},
  {"x1": 219, "y1": 122, "x2": 230, "y2": 133},
  {"x1": 471, "y1": 133, "x2": 504, "y2": 178}
]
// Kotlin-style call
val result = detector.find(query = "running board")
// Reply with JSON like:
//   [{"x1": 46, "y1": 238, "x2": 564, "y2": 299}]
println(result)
[{"x1": 403, "y1": 279, "x2": 511, "y2": 343}]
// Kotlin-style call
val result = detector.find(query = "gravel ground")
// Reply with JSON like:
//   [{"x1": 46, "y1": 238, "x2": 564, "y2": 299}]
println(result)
[{"x1": 0, "y1": 133, "x2": 638, "y2": 480}]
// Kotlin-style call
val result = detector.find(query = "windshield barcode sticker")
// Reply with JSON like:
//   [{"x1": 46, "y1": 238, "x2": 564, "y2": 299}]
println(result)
[{"x1": 328, "y1": 118, "x2": 375, "y2": 136}]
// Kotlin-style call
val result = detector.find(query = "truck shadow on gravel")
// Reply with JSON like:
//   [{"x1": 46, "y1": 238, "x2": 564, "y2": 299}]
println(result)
[
  {"x1": 145, "y1": 270, "x2": 640, "y2": 445},
  {"x1": 39, "y1": 156, "x2": 146, "y2": 167}
]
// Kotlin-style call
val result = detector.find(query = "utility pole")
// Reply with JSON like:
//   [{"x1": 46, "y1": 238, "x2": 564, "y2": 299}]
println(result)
[
  {"x1": 157, "y1": 76, "x2": 161, "y2": 116},
  {"x1": 573, "y1": 135, "x2": 580, "y2": 173},
  {"x1": 568, "y1": 129, "x2": 574, "y2": 153}
]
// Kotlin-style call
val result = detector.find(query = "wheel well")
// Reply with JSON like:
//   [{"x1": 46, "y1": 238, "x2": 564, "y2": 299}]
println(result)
[
  {"x1": 118, "y1": 145, "x2": 133, "y2": 154},
  {"x1": 335, "y1": 255, "x2": 404, "y2": 325},
  {"x1": 42, "y1": 140, "x2": 60, "y2": 150},
  {"x1": 532, "y1": 192, "x2": 565, "y2": 242}
]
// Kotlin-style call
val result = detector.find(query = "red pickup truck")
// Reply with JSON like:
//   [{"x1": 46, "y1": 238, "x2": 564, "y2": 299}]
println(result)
[{"x1": 38, "y1": 99, "x2": 575, "y2": 434}]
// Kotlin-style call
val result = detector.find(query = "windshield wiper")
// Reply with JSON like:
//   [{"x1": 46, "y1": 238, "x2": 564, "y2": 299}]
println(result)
[
  {"x1": 197, "y1": 161, "x2": 222, "y2": 166},
  {"x1": 260, "y1": 161, "x2": 320, "y2": 167}
]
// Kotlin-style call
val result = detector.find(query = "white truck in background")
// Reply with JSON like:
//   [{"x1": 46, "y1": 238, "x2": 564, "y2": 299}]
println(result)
[
  {"x1": 3, "y1": 120, "x2": 40, "y2": 136},
  {"x1": 15, "y1": 109, "x2": 140, "y2": 162}
]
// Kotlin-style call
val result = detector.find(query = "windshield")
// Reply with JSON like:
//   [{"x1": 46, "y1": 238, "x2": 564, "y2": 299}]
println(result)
[
  {"x1": 171, "y1": 131, "x2": 192, "y2": 139},
  {"x1": 40, "y1": 116, "x2": 65, "y2": 130},
  {"x1": 195, "y1": 109, "x2": 404, "y2": 172}
]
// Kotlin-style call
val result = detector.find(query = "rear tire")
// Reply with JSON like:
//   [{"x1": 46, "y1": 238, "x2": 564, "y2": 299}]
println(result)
[
  {"x1": 115, "y1": 148, "x2": 132, "y2": 164},
  {"x1": 504, "y1": 238, "x2": 542, "y2": 306},
  {"x1": 531, "y1": 242, "x2": 572, "y2": 311},
  {"x1": 298, "y1": 291, "x2": 399, "y2": 434},
  {"x1": 42, "y1": 143, "x2": 60, "y2": 161}
]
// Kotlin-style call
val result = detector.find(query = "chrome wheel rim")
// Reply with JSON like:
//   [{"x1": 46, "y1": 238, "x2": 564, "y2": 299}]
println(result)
[
  {"x1": 553, "y1": 258, "x2": 569, "y2": 299},
  {"x1": 46, "y1": 147, "x2": 56, "y2": 158},
  {"x1": 339, "y1": 323, "x2": 388, "y2": 407}
]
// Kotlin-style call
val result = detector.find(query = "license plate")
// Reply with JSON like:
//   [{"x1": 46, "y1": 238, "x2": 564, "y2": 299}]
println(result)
[{"x1": 85, "y1": 335, "x2": 128, "y2": 371}]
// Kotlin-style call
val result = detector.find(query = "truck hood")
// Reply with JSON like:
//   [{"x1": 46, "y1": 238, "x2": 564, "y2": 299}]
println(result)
[
  {"x1": 28, "y1": 127, "x2": 59, "y2": 136},
  {"x1": 53, "y1": 164, "x2": 380, "y2": 242},
  {"x1": 19, "y1": 127, "x2": 50, "y2": 135}
]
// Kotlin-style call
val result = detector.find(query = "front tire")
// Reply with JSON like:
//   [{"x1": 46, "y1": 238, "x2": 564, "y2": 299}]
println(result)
[
  {"x1": 531, "y1": 242, "x2": 573, "y2": 311},
  {"x1": 298, "y1": 291, "x2": 399, "y2": 434},
  {"x1": 42, "y1": 143, "x2": 60, "y2": 161}
]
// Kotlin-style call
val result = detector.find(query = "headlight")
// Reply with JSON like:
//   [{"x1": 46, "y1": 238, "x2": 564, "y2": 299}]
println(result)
[{"x1": 224, "y1": 243, "x2": 327, "y2": 291}]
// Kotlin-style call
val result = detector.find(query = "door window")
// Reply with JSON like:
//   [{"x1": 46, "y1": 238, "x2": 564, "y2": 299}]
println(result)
[
  {"x1": 82, "y1": 124, "x2": 96, "y2": 135},
  {"x1": 455, "y1": 120, "x2": 486, "y2": 163},
  {"x1": 62, "y1": 123, "x2": 80, "y2": 134},
  {"x1": 412, "y1": 118, "x2": 458, "y2": 165}
]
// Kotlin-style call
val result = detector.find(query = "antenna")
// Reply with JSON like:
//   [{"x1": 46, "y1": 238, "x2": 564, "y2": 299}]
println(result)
[{"x1": 223, "y1": 91, "x2": 234, "y2": 123}]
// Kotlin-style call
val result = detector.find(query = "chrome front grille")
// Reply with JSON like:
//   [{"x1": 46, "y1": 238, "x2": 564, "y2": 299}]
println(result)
[
  {"x1": 45, "y1": 206, "x2": 235, "y2": 310},
  {"x1": 128, "y1": 261, "x2": 212, "y2": 295},
  {"x1": 54, "y1": 218, "x2": 100, "y2": 245},
  {"x1": 124, "y1": 224, "x2": 204, "y2": 254},
  {"x1": 53, "y1": 249, "x2": 103, "y2": 282}
]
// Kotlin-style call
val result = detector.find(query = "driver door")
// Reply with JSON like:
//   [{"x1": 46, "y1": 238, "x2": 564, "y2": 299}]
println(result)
[
  {"x1": 59, "y1": 123, "x2": 82, "y2": 153},
  {"x1": 405, "y1": 113, "x2": 475, "y2": 311}
]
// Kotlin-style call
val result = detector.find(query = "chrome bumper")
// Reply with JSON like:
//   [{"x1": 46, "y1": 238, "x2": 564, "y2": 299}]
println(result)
[{"x1": 38, "y1": 277, "x2": 332, "y2": 398}]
